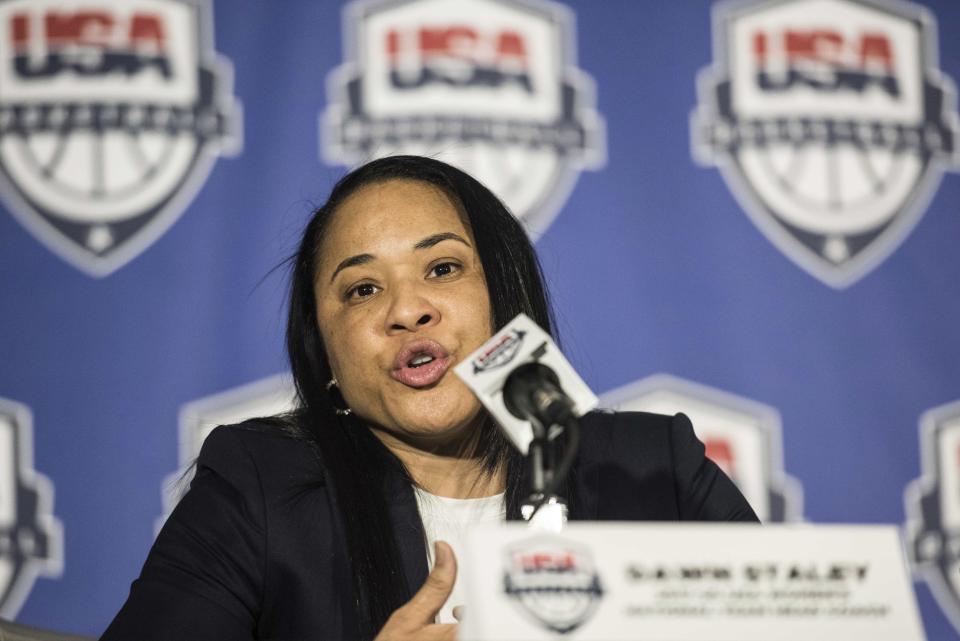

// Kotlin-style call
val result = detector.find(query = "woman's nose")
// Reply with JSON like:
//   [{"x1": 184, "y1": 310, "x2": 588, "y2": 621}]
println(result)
[{"x1": 384, "y1": 282, "x2": 440, "y2": 333}]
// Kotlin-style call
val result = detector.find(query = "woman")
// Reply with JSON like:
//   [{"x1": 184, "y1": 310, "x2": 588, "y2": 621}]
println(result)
[{"x1": 102, "y1": 156, "x2": 757, "y2": 641}]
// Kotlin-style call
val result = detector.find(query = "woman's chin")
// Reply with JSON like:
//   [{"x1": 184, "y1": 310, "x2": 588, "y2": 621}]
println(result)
[
  {"x1": 377, "y1": 397, "x2": 484, "y2": 447},
  {"x1": 400, "y1": 413, "x2": 478, "y2": 441}
]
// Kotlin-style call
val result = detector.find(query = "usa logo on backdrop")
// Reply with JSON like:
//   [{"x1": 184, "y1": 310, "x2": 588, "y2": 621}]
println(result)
[
  {"x1": 601, "y1": 374, "x2": 803, "y2": 522},
  {"x1": 157, "y1": 374, "x2": 295, "y2": 528},
  {"x1": 322, "y1": 0, "x2": 605, "y2": 237},
  {"x1": 904, "y1": 399, "x2": 960, "y2": 634},
  {"x1": 692, "y1": 0, "x2": 959, "y2": 288},
  {"x1": 0, "y1": 398, "x2": 62, "y2": 618},
  {"x1": 0, "y1": 0, "x2": 241, "y2": 277}
]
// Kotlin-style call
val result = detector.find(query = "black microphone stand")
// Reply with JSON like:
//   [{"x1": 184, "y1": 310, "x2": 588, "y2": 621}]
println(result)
[{"x1": 503, "y1": 361, "x2": 581, "y2": 531}]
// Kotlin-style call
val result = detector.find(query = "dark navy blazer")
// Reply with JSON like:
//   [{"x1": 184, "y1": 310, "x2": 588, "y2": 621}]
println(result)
[{"x1": 101, "y1": 411, "x2": 758, "y2": 640}]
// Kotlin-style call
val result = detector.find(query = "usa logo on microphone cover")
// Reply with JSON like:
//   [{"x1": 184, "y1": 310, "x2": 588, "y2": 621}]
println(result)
[
  {"x1": 322, "y1": 0, "x2": 605, "y2": 238},
  {"x1": 692, "y1": 0, "x2": 959, "y2": 288},
  {"x1": 0, "y1": 0, "x2": 241, "y2": 276}
]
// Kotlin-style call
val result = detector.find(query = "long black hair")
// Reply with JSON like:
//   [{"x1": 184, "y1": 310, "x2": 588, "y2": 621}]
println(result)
[{"x1": 285, "y1": 155, "x2": 556, "y2": 638}]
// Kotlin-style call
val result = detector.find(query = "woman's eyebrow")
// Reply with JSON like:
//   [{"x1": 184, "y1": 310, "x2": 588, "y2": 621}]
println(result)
[
  {"x1": 413, "y1": 232, "x2": 471, "y2": 250},
  {"x1": 330, "y1": 253, "x2": 374, "y2": 283}
]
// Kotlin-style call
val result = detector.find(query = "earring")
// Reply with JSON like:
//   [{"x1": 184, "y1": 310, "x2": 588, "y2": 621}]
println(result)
[{"x1": 326, "y1": 378, "x2": 352, "y2": 416}]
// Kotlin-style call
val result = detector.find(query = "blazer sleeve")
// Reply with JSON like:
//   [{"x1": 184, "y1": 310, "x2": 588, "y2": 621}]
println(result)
[
  {"x1": 669, "y1": 413, "x2": 760, "y2": 522},
  {"x1": 101, "y1": 426, "x2": 264, "y2": 641}
]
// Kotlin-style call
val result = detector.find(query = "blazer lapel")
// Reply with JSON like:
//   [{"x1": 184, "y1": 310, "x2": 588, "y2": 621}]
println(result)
[{"x1": 385, "y1": 471, "x2": 429, "y2": 596}]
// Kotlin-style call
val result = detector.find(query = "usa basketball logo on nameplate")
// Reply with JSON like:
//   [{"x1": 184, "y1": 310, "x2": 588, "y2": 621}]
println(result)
[
  {"x1": 0, "y1": 398, "x2": 63, "y2": 618},
  {"x1": 905, "y1": 400, "x2": 960, "y2": 635},
  {"x1": 0, "y1": 0, "x2": 241, "y2": 276},
  {"x1": 322, "y1": 0, "x2": 605, "y2": 237},
  {"x1": 503, "y1": 536, "x2": 604, "y2": 634},
  {"x1": 692, "y1": 0, "x2": 959, "y2": 288}
]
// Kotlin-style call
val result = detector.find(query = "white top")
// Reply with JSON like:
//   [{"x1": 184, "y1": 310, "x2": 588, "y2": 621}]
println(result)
[{"x1": 413, "y1": 487, "x2": 506, "y2": 624}]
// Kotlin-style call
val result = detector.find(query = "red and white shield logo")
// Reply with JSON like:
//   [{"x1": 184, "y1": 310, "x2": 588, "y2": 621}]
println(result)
[
  {"x1": 0, "y1": 0, "x2": 241, "y2": 276},
  {"x1": 322, "y1": 0, "x2": 605, "y2": 238},
  {"x1": 502, "y1": 536, "x2": 604, "y2": 634},
  {"x1": 692, "y1": 0, "x2": 959, "y2": 288}
]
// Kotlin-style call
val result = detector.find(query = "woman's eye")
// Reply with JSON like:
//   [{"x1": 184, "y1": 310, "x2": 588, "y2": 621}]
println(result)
[
  {"x1": 347, "y1": 283, "x2": 379, "y2": 300},
  {"x1": 429, "y1": 262, "x2": 460, "y2": 278}
]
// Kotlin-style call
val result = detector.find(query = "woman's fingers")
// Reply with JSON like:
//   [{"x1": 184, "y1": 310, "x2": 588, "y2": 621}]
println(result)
[
  {"x1": 452, "y1": 605, "x2": 464, "y2": 622},
  {"x1": 374, "y1": 541, "x2": 458, "y2": 640},
  {"x1": 402, "y1": 541, "x2": 457, "y2": 625}
]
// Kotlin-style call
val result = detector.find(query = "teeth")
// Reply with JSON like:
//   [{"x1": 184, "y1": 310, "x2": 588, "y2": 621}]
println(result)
[{"x1": 410, "y1": 354, "x2": 435, "y2": 367}]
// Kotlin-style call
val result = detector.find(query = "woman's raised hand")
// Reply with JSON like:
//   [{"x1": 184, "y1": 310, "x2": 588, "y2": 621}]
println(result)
[{"x1": 374, "y1": 541, "x2": 459, "y2": 641}]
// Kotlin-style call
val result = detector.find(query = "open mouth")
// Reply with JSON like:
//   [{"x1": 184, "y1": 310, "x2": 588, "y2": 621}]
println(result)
[
  {"x1": 408, "y1": 353, "x2": 436, "y2": 368},
  {"x1": 392, "y1": 339, "x2": 452, "y2": 388}
]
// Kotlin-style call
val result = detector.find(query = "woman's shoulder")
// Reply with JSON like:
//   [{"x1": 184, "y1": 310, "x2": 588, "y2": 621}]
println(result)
[
  {"x1": 579, "y1": 409, "x2": 759, "y2": 521},
  {"x1": 579, "y1": 409, "x2": 677, "y2": 450},
  {"x1": 580, "y1": 409, "x2": 675, "y2": 431},
  {"x1": 197, "y1": 414, "x2": 327, "y2": 492},
  {"x1": 577, "y1": 409, "x2": 702, "y2": 473}
]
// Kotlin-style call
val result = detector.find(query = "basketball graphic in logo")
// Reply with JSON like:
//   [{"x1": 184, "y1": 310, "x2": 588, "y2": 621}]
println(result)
[
  {"x1": 0, "y1": 398, "x2": 63, "y2": 618},
  {"x1": 0, "y1": 0, "x2": 241, "y2": 276},
  {"x1": 692, "y1": 0, "x2": 959, "y2": 288},
  {"x1": 601, "y1": 374, "x2": 803, "y2": 523},
  {"x1": 322, "y1": 0, "x2": 605, "y2": 238},
  {"x1": 904, "y1": 400, "x2": 960, "y2": 635}
]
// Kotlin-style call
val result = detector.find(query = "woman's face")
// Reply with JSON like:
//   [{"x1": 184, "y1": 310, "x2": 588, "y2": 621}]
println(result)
[{"x1": 313, "y1": 179, "x2": 494, "y2": 445}]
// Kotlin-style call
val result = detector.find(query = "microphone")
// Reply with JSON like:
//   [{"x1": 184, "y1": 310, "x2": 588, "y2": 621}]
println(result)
[
  {"x1": 454, "y1": 313, "x2": 597, "y2": 455},
  {"x1": 503, "y1": 361, "x2": 576, "y2": 429},
  {"x1": 455, "y1": 314, "x2": 597, "y2": 529}
]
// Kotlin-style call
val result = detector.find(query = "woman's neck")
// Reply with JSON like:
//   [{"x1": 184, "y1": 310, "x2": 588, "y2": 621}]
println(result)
[{"x1": 370, "y1": 426, "x2": 506, "y2": 499}]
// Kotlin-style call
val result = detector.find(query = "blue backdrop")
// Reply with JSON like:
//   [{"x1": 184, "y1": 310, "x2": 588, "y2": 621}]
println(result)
[{"x1": 0, "y1": 0, "x2": 958, "y2": 637}]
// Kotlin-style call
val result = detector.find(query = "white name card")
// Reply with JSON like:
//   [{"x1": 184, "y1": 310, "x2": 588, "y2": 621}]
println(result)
[{"x1": 460, "y1": 523, "x2": 925, "y2": 641}]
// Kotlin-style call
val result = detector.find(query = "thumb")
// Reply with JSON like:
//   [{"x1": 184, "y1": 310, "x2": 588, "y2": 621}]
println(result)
[{"x1": 402, "y1": 541, "x2": 457, "y2": 625}]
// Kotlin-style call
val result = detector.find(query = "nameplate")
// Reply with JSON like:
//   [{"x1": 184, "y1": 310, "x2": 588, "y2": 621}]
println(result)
[{"x1": 460, "y1": 523, "x2": 925, "y2": 641}]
